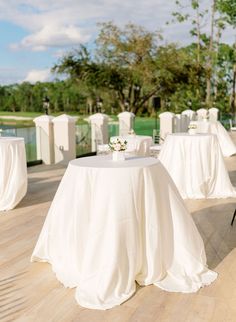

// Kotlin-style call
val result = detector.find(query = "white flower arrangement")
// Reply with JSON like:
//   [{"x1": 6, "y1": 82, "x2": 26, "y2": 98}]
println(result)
[
  {"x1": 188, "y1": 124, "x2": 197, "y2": 130},
  {"x1": 109, "y1": 138, "x2": 127, "y2": 152}
]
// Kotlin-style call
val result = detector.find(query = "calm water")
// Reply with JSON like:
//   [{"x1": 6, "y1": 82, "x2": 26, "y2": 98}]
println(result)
[
  {"x1": 0, "y1": 127, "x2": 37, "y2": 162},
  {"x1": 0, "y1": 124, "x2": 115, "y2": 162}
]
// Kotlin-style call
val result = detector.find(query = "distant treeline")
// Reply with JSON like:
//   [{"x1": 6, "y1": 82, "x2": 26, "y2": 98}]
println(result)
[
  {"x1": 0, "y1": 80, "x2": 89, "y2": 115},
  {"x1": 0, "y1": 1, "x2": 236, "y2": 116}
]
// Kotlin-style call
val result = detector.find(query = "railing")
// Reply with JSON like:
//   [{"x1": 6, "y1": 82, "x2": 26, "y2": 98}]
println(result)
[
  {"x1": 0, "y1": 124, "x2": 94, "y2": 163},
  {"x1": 108, "y1": 122, "x2": 119, "y2": 138},
  {"x1": 0, "y1": 115, "x2": 231, "y2": 164},
  {"x1": 75, "y1": 124, "x2": 92, "y2": 157},
  {"x1": 0, "y1": 127, "x2": 38, "y2": 162},
  {"x1": 0, "y1": 119, "x2": 159, "y2": 163}
]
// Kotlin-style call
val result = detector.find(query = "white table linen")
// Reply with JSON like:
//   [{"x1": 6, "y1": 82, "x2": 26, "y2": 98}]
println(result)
[
  {"x1": 32, "y1": 156, "x2": 217, "y2": 310},
  {"x1": 0, "y1": 137, "x2": 27, "y2": 211},
  {"x1": 110, "y1": 135, "x2": 152, "y2": 156},
  {"x1": 190, "y1": 120, "x2": 236, "y2": 157},
  {"x1": 159, "y1": 133, "x2": 236, "y2": 199}
]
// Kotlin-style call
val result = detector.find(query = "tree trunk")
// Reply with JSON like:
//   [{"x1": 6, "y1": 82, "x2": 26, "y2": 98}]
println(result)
[
  {"x1": 213, "y1": 23, "x2": 222, "y2": 101},
  {"x1": 206, "y1": 0, "x2": 216, "y2": 107},
  {"x1": 231, "y1": 64, "x2": 236, "y2": 117},
  {"x1": 196, "y1": 1, "x2": 201, "y2": 96},
  {"x1": 206, "y1": 75, "x2": 211, "y2": 106}
]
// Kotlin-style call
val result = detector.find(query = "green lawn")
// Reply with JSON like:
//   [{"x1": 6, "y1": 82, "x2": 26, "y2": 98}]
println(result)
[
  {"x1": 0, "y1": 112, "x2": 88, "y2": 127},
  {"x1": 0, "y1": 111, "x2": 41, "y2": 117},
  {"x1": 107, "y1": 116, "x2": 159, "y2": 137},
  {"x1": 134, "y1": 117, "x2": 159, "y2": 136},
  {"x1": 0, "y1": 112, "x2": 159, "y2": 131}
]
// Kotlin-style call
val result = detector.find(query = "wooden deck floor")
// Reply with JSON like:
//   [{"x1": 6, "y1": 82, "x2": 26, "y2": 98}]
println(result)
[{"x1": 1, "y1": 136, "x2": 236, "y2": 322}]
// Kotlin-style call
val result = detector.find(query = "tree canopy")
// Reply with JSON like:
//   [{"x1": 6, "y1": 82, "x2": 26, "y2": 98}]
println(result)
[{"x1": 0, "y1": 6, "x2": 236, "y2": 116}]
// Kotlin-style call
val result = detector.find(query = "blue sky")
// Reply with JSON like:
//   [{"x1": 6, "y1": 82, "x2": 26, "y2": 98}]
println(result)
[{"x1": 0, "y1": 0, "x2": 235, "y2": 85}]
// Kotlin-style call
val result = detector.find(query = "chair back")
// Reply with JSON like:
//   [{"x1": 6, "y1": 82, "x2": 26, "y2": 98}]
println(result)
[
  {"x1": 209, "y1": 108, "x2": 219, "y2": 122},
  {"x1": 196, "y1": 108, "x2": 208, "y2": 121},
  {"x1": 159, "y1": 112, "x2": 175, "y2": 142},
  {"x1": 182, "y1": 109, "x2": 196, "y2": 121}
]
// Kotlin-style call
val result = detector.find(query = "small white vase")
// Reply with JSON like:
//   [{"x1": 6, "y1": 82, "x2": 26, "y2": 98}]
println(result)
[
  {"x1": 112, "y1": 151, "x2": 125, "y2": 161},
  {"x1": 188, "y1": 129, "x2": 197, "y2": 135}
]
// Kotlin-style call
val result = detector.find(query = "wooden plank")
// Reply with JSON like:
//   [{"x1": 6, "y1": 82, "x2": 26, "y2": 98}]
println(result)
[{"x1": 0, "y1": 150, "x2": 236, "y2": 322}]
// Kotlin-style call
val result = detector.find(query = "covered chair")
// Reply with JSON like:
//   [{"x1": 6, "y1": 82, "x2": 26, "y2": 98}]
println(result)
[
  {"x1": 159, "y1": 112, "x2": 175, "y2": 143},
  {"x1": 209, "y1": 107, "x2": 219, "y2": 122},
  {"x1": 181, "y1": 109, "x2": 196, "y2": 121},
  {"x1": 196, "y1": 108, "x2": 208, "y2": 120},
  {"x1": 149, "y1": 144, "x2": 161, "y2": 158},
  {"x1": 229, "y1": 119, "x2": 236, "y2": 132}
]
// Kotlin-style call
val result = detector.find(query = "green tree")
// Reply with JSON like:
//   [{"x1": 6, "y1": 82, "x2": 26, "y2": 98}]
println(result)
[
  {"x1": 171, "y1": 0, "x2": 231, "y2": 107},
  {"x1": 217, "y1": 0, "x2": 236, "y2": 115},
  {"x1": 53, "y1": 23, "x2": 163, "y2": 114}
]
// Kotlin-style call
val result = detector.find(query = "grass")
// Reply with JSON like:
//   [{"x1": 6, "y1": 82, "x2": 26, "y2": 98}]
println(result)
[
  {"x1": 0, "y1": 113, "x2": 88, "y2": 127},
  {"x1": 0, "y1": 112, "x2": 159, "y2": 130},
  {"x1": 134, "y1": 117, "x2": 159, "y2": 136},
  {"x1": 0, "y1": 111, "x2": 41, "y2": 117}
]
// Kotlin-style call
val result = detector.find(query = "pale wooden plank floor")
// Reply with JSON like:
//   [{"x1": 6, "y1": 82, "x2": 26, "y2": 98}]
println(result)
[{"x1": 1, "y1": 134, "x2": 236, "y2": 322}]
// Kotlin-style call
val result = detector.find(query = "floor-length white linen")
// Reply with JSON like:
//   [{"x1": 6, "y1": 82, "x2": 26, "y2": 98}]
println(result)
[
  {"x1": 159, "y1": 133, "x2": 236, "y2": 199},
  {"x1": 191, "y1": 120, "x2": 236, "y2": 157},
  {"x1": 31, "y1": 156, "x2": 217, "y2": 310},
  {"x1": 0, "y1": 137, "x2": 27, "y2": 211},
  {"x1": 110, "y1": 135, "x2": 152, "y2": 156}
]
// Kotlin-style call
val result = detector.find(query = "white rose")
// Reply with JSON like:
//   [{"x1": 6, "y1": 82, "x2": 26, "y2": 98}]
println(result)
[{"x1": 114, "y1": 143, "x2": 121, "y2": 151}]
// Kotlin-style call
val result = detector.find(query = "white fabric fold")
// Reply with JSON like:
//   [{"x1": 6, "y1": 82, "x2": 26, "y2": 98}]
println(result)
[
  {"x1": 31, "y1": 156, "x2": 217, "y2": 310},
  {"x1": 0, "y1": 137, "x2": 27, "y2": 211},
  {"x1": 159, "y1": 133, "x2": 236, "y2": 199},
  {"x1": 190, "y1": 120, "x2": 236, "y2": 157}
]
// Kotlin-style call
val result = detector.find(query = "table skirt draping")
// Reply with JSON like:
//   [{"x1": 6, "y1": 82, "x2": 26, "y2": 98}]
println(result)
[
  {"x1": 31, "y1": 156, "x2": 217, "y2": 310},
  {"x1": 159, "y1": 133, "x2": 236, "y2": 199},
  {"x1": 191, "y1": 120, "x2": 236, "y2": 157},
  {"x1": 0, "y1": 137, "x2": 27, "y2": 211}
]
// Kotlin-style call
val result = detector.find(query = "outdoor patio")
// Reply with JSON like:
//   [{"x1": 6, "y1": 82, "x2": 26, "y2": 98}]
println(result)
[{"x1": 1, "y1": 133, "x2": 236, "y2": 322}]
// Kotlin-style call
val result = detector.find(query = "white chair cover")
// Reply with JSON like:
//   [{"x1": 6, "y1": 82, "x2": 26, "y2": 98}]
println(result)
[
  {"x1": 159, "y1": 112, "x2": 175, "y2": 142},
  {"x1": 182, "y1": 109, "x2": 196, "y2": 121},
  {"x1": 209, "y1": 108, "x2": 219, "y2": 122},
  {"x1": 196, "y1": 108, "x2": 208, "y2": 121}
]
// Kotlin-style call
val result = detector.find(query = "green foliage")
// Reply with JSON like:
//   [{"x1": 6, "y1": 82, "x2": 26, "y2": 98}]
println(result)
[
  {"x1": 0, "y1": 16, "x2": 235, "y2": 116},
  {"x1": 0, "y1": 80, "x2": 88, "y2": 114},
  {"x1": 217, "y1": 0, "x2": 236, "y2": 26}
]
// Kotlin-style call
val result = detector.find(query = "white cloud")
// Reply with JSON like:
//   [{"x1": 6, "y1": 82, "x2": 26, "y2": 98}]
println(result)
[
  {"x1": 11, "y1": 24, "x2": 91, "y2": 51},
  {"x1": 0, "y1": 0, "x2": 189, "y2": 52},
  {"x1": 0, "y1": 0, "x2": 235, "y2": 86},
  {"x1": 0, "y1": 0, "x2": 234, "y2": 54},
  {"x1": 23, "y1": 68, "x2": 51, "y2": 83}
]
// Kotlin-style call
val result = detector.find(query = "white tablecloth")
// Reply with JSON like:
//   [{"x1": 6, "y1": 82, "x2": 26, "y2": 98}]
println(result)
[
  {"x1": 32, "y1": 156, "x2": 217, "y2": 310},
  {"x1": 159, "y1": 133, "x2": 236, "y2": 199},
  {"x1": 191, "y1": 120, "x2": 236, "y2": 157},
  {"x1": 110, "y1": 135, "x2": 152, "y2": 156},
  {"x1": 0, "y1": 137, "x2": 27, "y2": 211}
]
